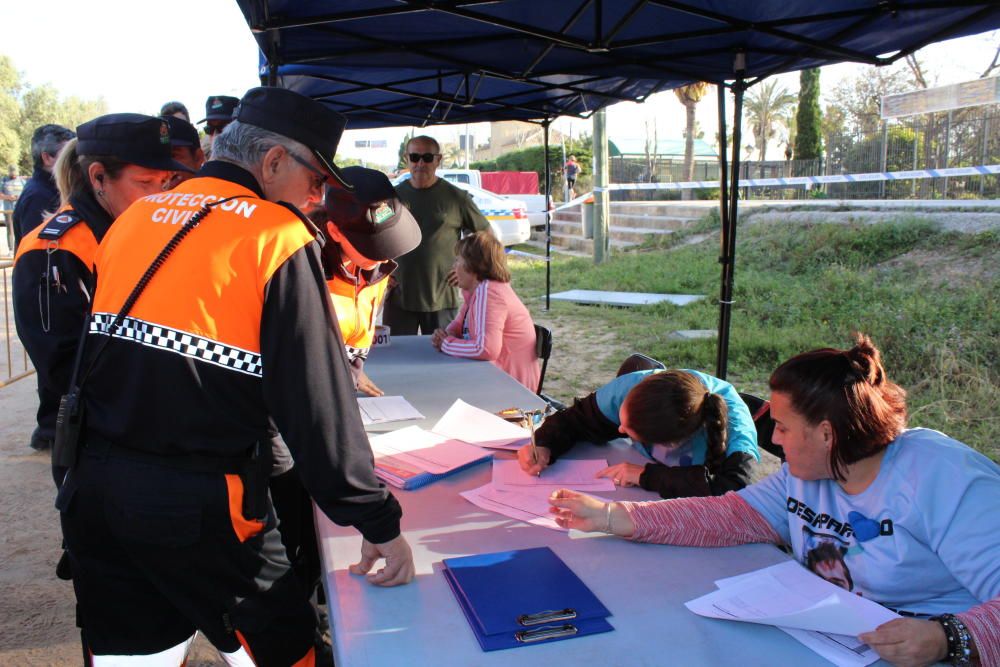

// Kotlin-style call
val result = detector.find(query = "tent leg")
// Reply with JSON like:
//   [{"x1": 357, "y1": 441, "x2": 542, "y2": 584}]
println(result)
[
  {"x1": 715, "y1": 78, "x2": 745, "y2": 380},
  {"x1": 543, "y1": 120, "x2": 552, "y2": 311}
]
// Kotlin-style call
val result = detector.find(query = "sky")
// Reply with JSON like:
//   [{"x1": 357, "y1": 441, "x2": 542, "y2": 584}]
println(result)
[{"x1": 4, "y1": 2, "x2": 997, "y2": 168}]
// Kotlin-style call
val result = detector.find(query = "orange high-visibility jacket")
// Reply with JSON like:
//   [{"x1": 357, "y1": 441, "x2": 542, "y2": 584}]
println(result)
[{"x1": 81, "y1": 162, "x2": 401, "y2": 543}]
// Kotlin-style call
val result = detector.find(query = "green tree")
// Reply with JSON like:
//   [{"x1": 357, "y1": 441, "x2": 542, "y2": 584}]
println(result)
[
  {"x1": 744, "y1": 78, "x2": 796, "y2": 162},
  {"x1": 0, "y1": 55, "x2": 107, "y2": 172},
  {"x1": 397, "y1": 132, "x2": 412, "y2": 170},
  {"x1": 0, "y1": 56, "x2": 23, "y2": 170},
  {"x1": 794, "y1": 69, "x2": 822, "y2": 167},
  {"x1": 673, "y1": 82, "x2": 711, "y2": 199}
]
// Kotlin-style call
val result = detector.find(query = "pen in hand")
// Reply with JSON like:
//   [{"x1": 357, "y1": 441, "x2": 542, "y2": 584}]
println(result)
[{"x1": 528, "y1": 409, "x2": 541, "y2": 477}]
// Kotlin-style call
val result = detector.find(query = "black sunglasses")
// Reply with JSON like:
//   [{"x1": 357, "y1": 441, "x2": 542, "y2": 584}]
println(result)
[
  {"x1": 203, "y1": 124, "x2": 226, "y2": 136},
  {"x1": 408, "y1": 152, "x2": 439, "y2": 164}
]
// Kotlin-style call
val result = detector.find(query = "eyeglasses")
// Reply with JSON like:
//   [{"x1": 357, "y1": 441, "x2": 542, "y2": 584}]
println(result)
[
  {"x1": 203, "y1": 124, "x2": 226, "y2": 136},
  {"x1": 288, "y1": 151, "x2": 329, "y2": 190},
  {"x1": 408, "y1": 152, "x2": 440, "y2": 164}
]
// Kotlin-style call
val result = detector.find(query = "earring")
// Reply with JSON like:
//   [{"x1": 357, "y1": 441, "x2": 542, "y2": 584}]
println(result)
[{"x1": 97, "y1": 190, "x2": 105, "y2": 198}]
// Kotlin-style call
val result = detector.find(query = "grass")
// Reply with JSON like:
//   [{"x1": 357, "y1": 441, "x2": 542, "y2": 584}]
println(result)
[{"x1": 509, "y1": 216, "x2": 999, "y2": 461}]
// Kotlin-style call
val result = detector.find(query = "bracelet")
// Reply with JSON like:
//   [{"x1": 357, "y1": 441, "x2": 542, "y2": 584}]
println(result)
[
  {"x1": 932, "y1": 614, "x2": 972, "y2": 666},
  {"x1": 604, "y1": 502, "x2": 615, "y2": 534}
]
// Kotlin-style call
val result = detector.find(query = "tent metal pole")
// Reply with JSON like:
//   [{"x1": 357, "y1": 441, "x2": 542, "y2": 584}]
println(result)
[
  {"x1": 544, "y1": 119, "x2": 552, "y2": 310},
  {"x1": 715, "y1": 84, "x2": 730, "y2": 378},
  {"x1": 716, "y1": 77, "x2": 745, "y2": 380}
]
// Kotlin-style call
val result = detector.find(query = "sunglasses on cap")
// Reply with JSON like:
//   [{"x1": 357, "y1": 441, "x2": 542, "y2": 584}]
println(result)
[{"x1": 408, "y1": 152, "x2": 440, "y2": 164}]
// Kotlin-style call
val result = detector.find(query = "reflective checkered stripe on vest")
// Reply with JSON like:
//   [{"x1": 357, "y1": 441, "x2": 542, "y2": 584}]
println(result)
[{"x1": 89, "y1": 176, "x2": 314, "y2": 376}]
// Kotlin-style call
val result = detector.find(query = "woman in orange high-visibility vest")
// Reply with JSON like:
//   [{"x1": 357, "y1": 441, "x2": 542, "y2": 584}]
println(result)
[{"x1": 12, "y1": 114, "x2": 191, "y2": 467}]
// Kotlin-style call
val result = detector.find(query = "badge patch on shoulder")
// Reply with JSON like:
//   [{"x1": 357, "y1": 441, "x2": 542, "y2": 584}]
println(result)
[
  {"x1": 38, "y1": 210, "x2": 83, "y2": 240},
  {"x1": 372, "y1": 202, "x2": 394, "y2": 225}
]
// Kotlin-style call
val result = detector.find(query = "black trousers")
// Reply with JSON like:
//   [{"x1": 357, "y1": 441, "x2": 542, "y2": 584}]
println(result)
[
  {"x1": 382, "y1": 300, "x2": 458, "y2": 336},
  {"x1": 58, "y1": 448, "x2": 316, "y2": 665}
]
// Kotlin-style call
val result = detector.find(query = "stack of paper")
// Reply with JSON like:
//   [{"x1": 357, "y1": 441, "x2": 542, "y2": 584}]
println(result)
[
  {"x1": 461, "y1": 459, "x2": 616, "y2": 531},
  {"x1": 357, "y1": 395, "x2": 424, "y2": 426},
  {"x1": 685, "y1": 561, "x2": 899, "y2": 666},
  {"x1": 369, "y1": 399, "x2": 532, "y2": 490}
]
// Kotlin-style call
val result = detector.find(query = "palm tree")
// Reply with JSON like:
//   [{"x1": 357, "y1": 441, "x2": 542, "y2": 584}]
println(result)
[
  {"x1": 744, "y1": 79, "x2": 796, "y2": 162},
  {"x1": 443, "y1": 143, "x2": 466, "y2": 168},
  {"x1": 673, "y1": 82, "x2": 711, "y2": 200}
]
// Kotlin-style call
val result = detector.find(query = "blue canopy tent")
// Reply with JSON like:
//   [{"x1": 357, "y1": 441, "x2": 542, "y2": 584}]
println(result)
[{"x1": 235, "y1": 0, "x2": 1000, "y2": 378}]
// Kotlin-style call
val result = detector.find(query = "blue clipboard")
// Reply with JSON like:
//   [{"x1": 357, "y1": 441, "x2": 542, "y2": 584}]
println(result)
[{"x1": 442, "y1": 547, "x2": 613, "y2": 651}]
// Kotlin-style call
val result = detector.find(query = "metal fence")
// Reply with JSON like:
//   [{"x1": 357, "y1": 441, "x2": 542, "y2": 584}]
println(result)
[
  {"x1": 1, "y1": 259, "x2": 33, "y2": 387},
  {"x1": 608, "y1": 106, "x2": 1000, "y2": 200}
]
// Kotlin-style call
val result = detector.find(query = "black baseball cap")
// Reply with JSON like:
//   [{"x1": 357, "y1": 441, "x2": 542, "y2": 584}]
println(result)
[
  {"x1": 234, "y1": 87, "x2": 351, "y2": 189},
  {"x1": 325, "y1": 167, "x2": 421, "y2": 262},
  {"x1": 76, "y1": 113, "x2": 195, "y2": 173},
  {"x1": 164, "y1": 116, "x2": 200, "y2": 148},
  {"x1": 199, "y1": 95, "x2": 239, "y2": 123}
]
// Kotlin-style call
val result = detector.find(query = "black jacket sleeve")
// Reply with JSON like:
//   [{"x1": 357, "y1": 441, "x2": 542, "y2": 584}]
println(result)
[
  {"x1": 13, "y1": 189, "x2": 53, "y2": 248},
  {"x1": 638, "y1": 451, "x2": 757, "y2": 499},
  {"x1": 261, "y1": 242, "x2": 402, "y2": 544},
  {"x1": 535, "y1": 393, "x2": 622, "y2": 461}
]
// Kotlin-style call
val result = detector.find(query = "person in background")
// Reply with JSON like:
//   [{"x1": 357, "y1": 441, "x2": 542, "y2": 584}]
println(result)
[
  {"x1": 2, "y1": 164, "x2": 26, "y2": 250},
  {"x1": 12, "y1": 124, "x2": 75, "y2": 249},
  {"x1": 13, "y1": 114, "x2": 191, "y2": 458},
  {"x1": 163, "y1": 116, "x2": 206, "y2": 186},
  {"x1": 564, "y1": 154, "x2": 580, "y2": 196},
  {"x1": 159, "y1": 100, "x2": 190, "y2": 122},
  {"x1": 60, "y1": 87, "x2": 414, "y2": 665},
  {"x1": 549, "y1": 334, "x2": 1000, "y2": 667},
  {"x1": 198, "y1": 95, "x2": 239, "y2": 155},
  {"x1": 521, "y1": 367, "x2": 759, "y2": 497},
  {"x1": 385, "y1": 134, "x2": 489, "y2": 334},
  {"x1": 430, "y1": 231, "x2": 540, "y2": 391}
]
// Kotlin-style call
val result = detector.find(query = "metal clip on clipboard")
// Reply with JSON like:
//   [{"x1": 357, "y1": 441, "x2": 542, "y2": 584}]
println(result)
[
  {"x1": 516, "y1": 624, "x2": 579, "y2": 643},
  {"x1": 518, "y1": 608, "x2": 577, "y2": 626}
]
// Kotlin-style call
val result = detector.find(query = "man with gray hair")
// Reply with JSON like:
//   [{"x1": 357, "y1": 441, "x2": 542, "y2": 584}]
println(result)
[
  {"x1": 60, "y1": 87, "x2": 414, "y2": 665},
  {"x1": 12, "y1": 124, "x2": 75, "y2": 249}
]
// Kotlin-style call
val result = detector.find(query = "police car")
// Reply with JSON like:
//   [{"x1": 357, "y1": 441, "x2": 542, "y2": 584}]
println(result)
[{"x1": 392, "y1": 174, "x2": 530, "y2": 246}]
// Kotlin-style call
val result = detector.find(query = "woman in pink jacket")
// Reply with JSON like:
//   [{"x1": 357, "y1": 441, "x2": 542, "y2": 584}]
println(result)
[{"x1": 430, "y1": 231, "x2": 540, "y2": 391}]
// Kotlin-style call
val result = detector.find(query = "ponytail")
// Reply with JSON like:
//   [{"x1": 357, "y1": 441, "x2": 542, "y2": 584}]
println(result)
[
  {"x1": 54, "y1": 139, "x2": 84, "y2": 206},
  {"x1": 700, "y1": 392, "x2": 729, "y2": 473},
  {"x1": 623, "y1": 371, "x2": 729, "y2": 471}
]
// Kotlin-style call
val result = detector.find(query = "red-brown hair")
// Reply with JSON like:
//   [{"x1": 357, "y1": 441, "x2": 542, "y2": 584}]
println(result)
[
  {"x1": 622, "y1": 371, "x2": 729, "y2": 472},
  {"x1": 455, "y1": 231, "x2": 510, "y2": 282},
  {"x1": 769, "y1": 333, "x2": 907, "y2": 481}
]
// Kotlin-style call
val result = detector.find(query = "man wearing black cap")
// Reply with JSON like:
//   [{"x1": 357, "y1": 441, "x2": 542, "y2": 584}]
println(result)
[
  {"x1": 163, "y1": 116, "x2": 205, "y2": 185},
  {"x1": 60, "y1": 88, "x2": 414, "y2": 665},
  {"x1": 14, "y1": 114, "x2": 192, "y2": 457},
  {"x1": 199, "y1": 94, "x2": 239, "y2": 154}
]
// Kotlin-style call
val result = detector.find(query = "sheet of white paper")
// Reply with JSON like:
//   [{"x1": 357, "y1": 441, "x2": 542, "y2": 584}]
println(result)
[
  {"x1": 357, "y1": 396, "x2": 424, "y2": 425},
  {"x1": 459, "y1": 483, "x2": 564, "y2": 531},
  {"x1": 368, "y1": 426, "x2": 487, "y2": 475},
  {"x1": 431, "y1": 399, "x2": 531, "y2": 449},
  {"x1": 715, "y1": 565, "x2": 882, "y2": 667},
  {"x1": 491, "y1": 458, "x2": 616, "y2": 492},
  {"x1": 686, "y1": 560, "x2": 898, "y2": 636}
]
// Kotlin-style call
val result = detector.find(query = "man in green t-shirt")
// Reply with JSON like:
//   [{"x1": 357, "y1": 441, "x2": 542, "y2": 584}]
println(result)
[{"x1": 385, "y1": 135, "x2": 489, "y2": 334}]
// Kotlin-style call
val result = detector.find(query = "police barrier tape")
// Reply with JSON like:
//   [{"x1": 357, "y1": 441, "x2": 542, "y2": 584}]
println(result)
[
  {"x1": 589, "y1": 164, "x2": 1000, "y2": 193},
  {"x1": 550, "y1": 164, "x2": 1000, "y2": 213}
]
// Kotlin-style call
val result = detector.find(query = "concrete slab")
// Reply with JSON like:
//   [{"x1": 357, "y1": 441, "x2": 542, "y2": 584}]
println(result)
[
  {"x1": 549, "y1": 290, "x2": 705, "y2": 307},
  {"x1": 667, "y1": 329, "x2": 717, "y2": 340}
]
